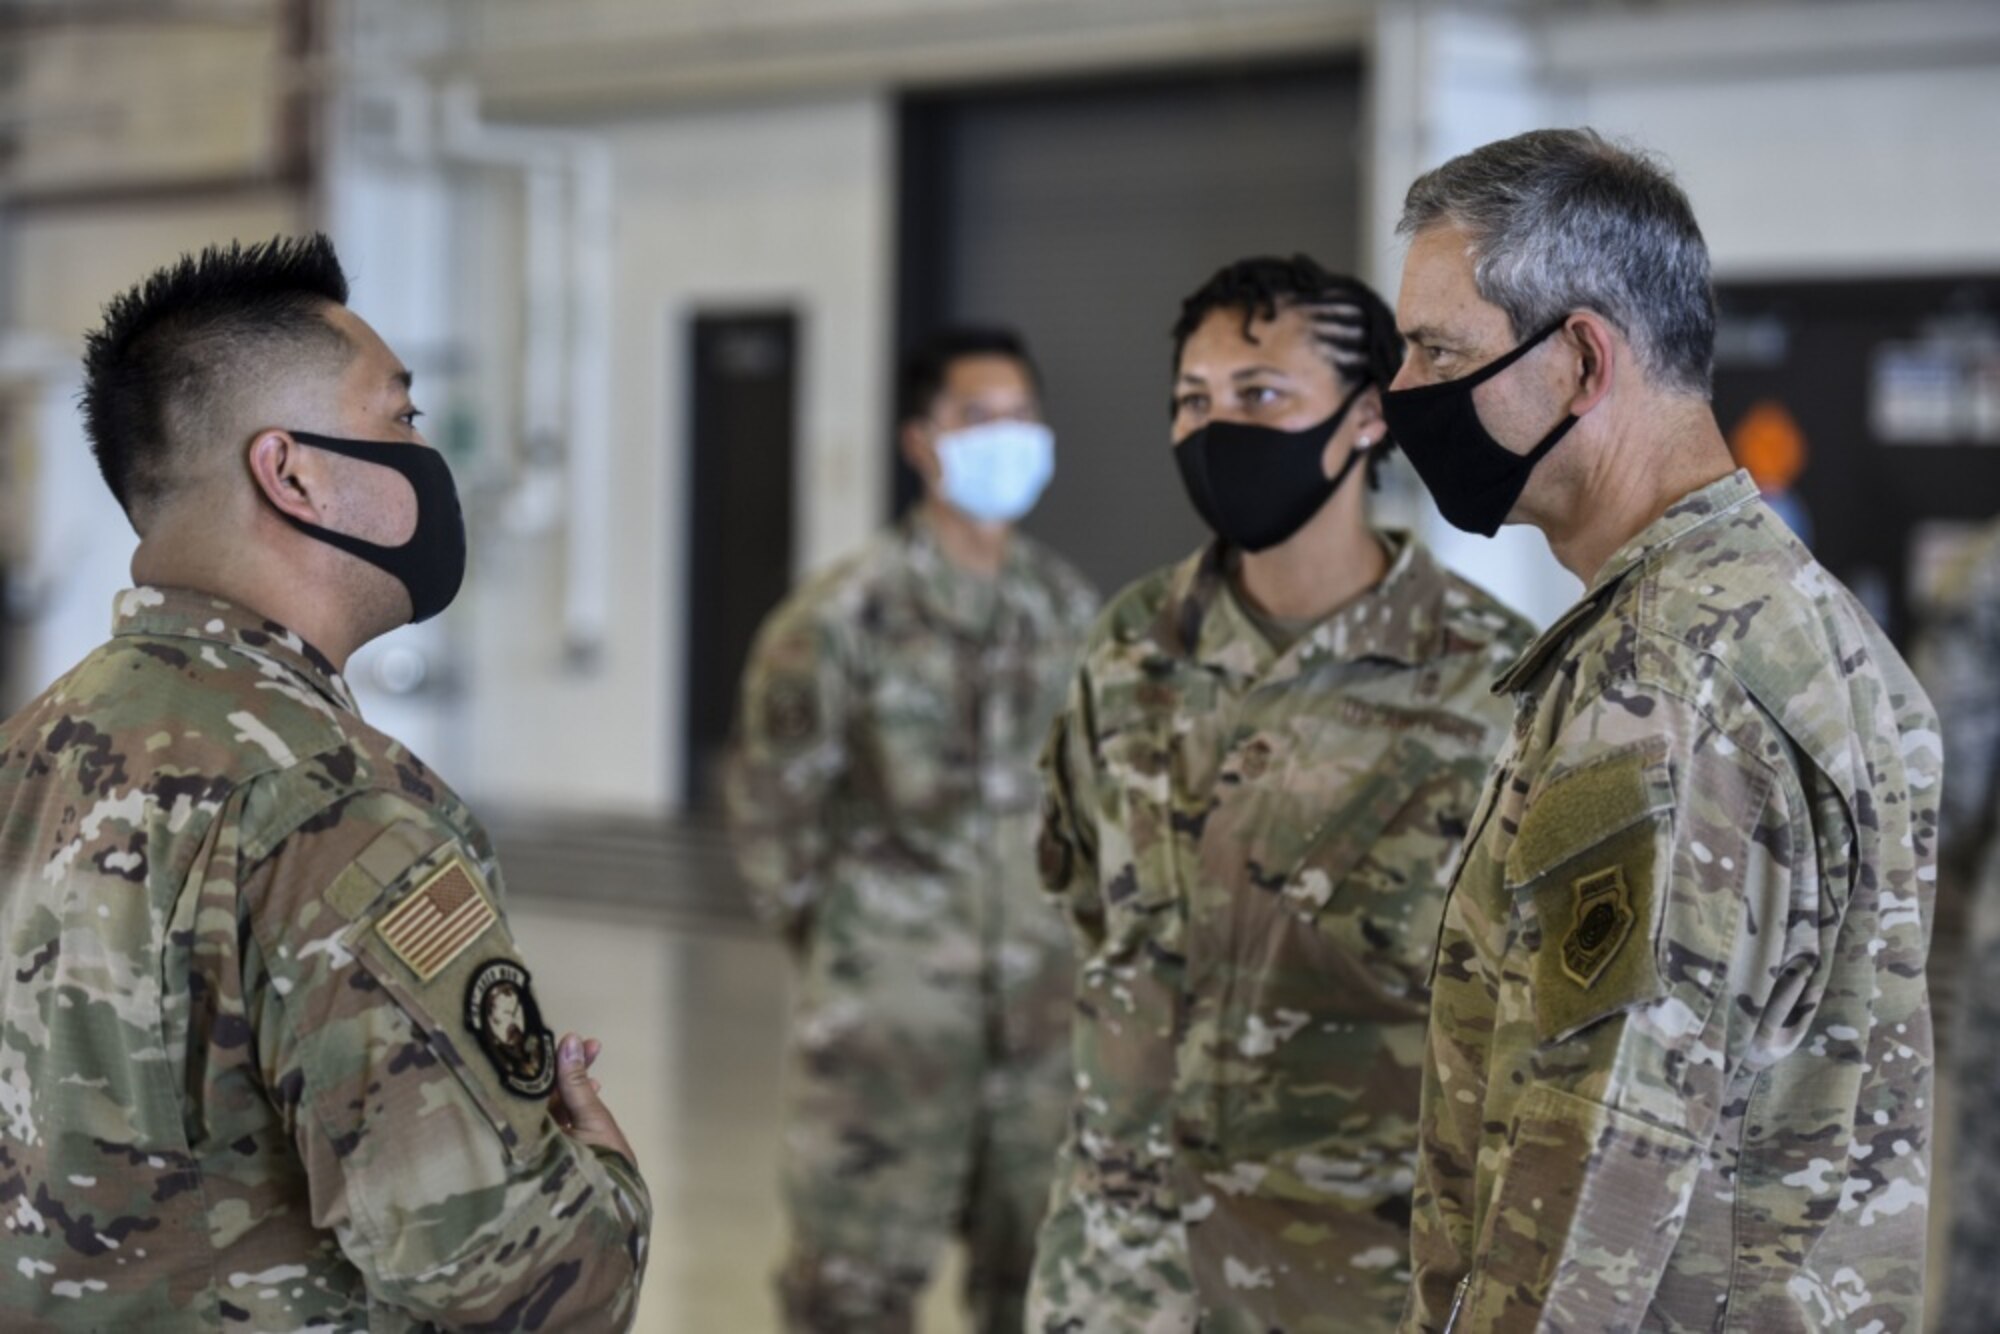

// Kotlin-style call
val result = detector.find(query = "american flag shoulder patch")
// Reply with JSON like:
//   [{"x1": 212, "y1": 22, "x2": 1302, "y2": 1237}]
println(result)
[{"x1": 375, "y1": 857, "x2": 498, "y2": 982}]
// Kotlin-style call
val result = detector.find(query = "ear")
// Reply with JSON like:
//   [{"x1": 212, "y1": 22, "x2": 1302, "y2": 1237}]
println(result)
[
  {"x1": 1348, "y1": 385, "x2": 1386, "y2": 443},
  {"x1": 1323, "y1": 385, "x2": 1385, "y2": 478},
  {"x1": 899, "y1": 418, "x2": 941, "y2": 485},
  {"x1": 246, "y1": 429, "x2": 325, "y2": 525},
  {"x1": 1560, "y1": 312, "x2": 1619, "y2": 417}
]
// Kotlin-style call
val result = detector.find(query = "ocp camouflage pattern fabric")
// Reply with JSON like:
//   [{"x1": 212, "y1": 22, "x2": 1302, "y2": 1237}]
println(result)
[
  {"x1": 0, "y1": 587, "x2": 650, "y2": 1331},
  {"x1": 1403, "y1": 472, "x2": 1941, "y2": 1333}
]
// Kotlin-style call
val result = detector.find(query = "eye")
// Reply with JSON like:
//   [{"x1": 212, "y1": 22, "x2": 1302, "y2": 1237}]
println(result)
[
  {"x1": 1242, "y1": 385, "x2": 1283, "y2": 407},
  {"x1": 399, "y1": 408, "x2": 425, "y2": 428},
  {"x1": 1174, "y1": 392, "x2": 1210, "y2": 417}
]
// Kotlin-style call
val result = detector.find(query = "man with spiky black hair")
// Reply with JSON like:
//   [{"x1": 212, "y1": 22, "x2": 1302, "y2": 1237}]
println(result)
[
  {"x1": 0, "y1": 234, "x2": 652, "y2": 1329},
  {"x1": 1027, "y1": 255, "x2": 1532, "y2": 1333}
]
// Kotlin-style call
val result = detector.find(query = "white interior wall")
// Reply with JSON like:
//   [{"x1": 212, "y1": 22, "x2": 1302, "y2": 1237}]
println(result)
[
  {"x1": 1546, "y1": 15, "x2": 2000, "y2": 277},
  {"x1": 463, "y1": 95, "x2": 893, "y2": 815},
  {"x1": 2, "y1": 194, "x2": 304, "y2": 703},
  {"x1": 1368, "y1": 7, "x2": 1584, "y2": 629}
]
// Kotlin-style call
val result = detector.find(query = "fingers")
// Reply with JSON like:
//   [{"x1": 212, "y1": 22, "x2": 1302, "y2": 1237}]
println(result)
[
  {"x1": 547, "y1": 1034, "x2": 602, "y2": 1128},
  {"x1": 554, "y1": 1031, "x2": 638, "y2": 1166}
]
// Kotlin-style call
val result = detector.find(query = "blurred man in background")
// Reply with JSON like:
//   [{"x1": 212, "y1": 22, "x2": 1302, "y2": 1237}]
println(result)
[
  {"x1": 1030, "y1": 255, "x2": 1532, "y2": 1333},
  {"x1": 1386, "y1": 129, "x2": 1939, "y2": 1331},
  {"x1": 726, "y1": 327, "x2": 1098, "y2": 1333},
  {"x1": 1920, "y1": 517, "x2": 2000, "y2": 1332},
  {"x1": 0, "y1": 235, "x2": 650, "y2": 1330}
]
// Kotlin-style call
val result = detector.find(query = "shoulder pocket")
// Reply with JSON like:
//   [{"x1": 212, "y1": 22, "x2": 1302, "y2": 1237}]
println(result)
[
  {"x1": 1505, "y1": 740, "x2": 1677, "y2": 1045},
  {"x1": 328, "y1": 829, "x2": 557, "y2": 1165}
]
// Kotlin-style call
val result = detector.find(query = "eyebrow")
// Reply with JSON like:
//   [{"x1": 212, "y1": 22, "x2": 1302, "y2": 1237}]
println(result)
[
  {"x1": 1398, "y1": 325, "x2": 1455, "y2": 347},
  {"x1": 1175, "y1": 364, "x2": 1290, "y2": 385},
  {"x1": 389, "y1": 369, "x2": 414, "y2": 391}
]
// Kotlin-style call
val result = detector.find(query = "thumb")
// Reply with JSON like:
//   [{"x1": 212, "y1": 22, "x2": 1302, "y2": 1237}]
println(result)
[{"x1": 556, "y1": 1032, "x2": 614, "y2": 1136}]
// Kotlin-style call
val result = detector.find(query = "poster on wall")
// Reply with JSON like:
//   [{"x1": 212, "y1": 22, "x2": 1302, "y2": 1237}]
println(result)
[
  {"x1": 1713, "y1": 273, "x2": 2000, "y2": 651},
  {"x1": 1871, "y1": 313, "x2": 2000, "y2": 445}
]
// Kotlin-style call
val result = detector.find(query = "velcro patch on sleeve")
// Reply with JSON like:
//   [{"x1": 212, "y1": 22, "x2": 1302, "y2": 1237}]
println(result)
[
  {"x1": 1507, "y1": 742, "x2": 1675, "y2": 1045},
  {"x1": 375, "y1": 857, "x2": 497, "y2": 982},
  {"x1": 1506, "y1": 739, "x2": 1673, "y2": 887},
  {"x1": 1527, "y1": 818, "x2": 1668, "y2": 1043},
  {"x1": 762, "y1": 675, "x2": 820, "y2": 747}
]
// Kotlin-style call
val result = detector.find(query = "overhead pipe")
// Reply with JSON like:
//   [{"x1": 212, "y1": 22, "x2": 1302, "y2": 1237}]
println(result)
[{"x1": 347, "y1": 78, "x2": 614, "y2": 668}]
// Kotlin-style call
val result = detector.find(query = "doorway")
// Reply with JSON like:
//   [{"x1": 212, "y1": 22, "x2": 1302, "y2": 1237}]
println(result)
[{"x1": 683, "y1": 311, "x2": 799, "y2": 810}]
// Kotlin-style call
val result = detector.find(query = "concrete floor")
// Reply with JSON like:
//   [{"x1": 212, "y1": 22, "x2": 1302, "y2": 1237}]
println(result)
[{"x1": 510, "y1": 896, "x2": 972, "y2": 1334}]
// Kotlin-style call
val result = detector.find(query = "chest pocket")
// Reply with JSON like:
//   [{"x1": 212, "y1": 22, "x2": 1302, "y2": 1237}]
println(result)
[
  {"x1": 1088, "y1": 661, "x2": 1224, "y2": 950},
  {"x1": 858, "y1": 638, "x2": 972, "y2": 816},
  {"x1": 328, "y1": 827, "x2": 557, "y2": 1167},
  {"x1": 1232, "y1": 722, "x2": 1455, "y2": 1017},
  {"x1": 1503, "y1": 739, "x2": 1677, "y2": 1045}
]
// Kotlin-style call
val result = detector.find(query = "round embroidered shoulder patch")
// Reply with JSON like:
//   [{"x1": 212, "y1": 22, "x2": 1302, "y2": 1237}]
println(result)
[
  {"x1": 465, "y1": 959, "x2": 558, "y2": 1099},
  {"x1": 766, "y1": 678, "x2": 818, "y2": 745}
]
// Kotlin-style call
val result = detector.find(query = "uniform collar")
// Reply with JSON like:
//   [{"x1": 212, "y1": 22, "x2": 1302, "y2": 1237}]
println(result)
[
  {"x1": 111, "y1": 586, "x2": 361, "y2": 716},
  {"x1": 1164, "y1": 530, "x2": 1450, "y2": 684},
  {"x1": 902, "y1": 511, "x2": 1023, "y2": 637},
  {"x1": 1492, "y1": 468, "x2": 1761, "y2": 695}
]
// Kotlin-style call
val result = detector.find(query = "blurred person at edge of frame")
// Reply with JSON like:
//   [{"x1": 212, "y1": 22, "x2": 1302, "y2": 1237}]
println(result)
[
  {"x1": 1919, "y1": 516, "x2": 2000, "y2": 1334},
  {"x1": 725, "y1": 327, "x2": 1098, "y2": 1334},
  {"x1": 1027, "y1": 254, "x2": 1533, "y2": 1334},
  {"x1": 0, "y1": 235, "x2": 650, "y2": 1331}
]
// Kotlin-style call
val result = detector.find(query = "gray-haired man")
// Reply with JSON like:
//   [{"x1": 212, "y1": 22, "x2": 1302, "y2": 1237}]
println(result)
[{"x1": 1385, "y1": 129, "x2": 1941, "y2": 1331}]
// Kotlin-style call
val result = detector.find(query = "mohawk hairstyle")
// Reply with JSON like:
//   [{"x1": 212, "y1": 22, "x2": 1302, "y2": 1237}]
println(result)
[
  {"x1": 1171, "y1": 254, "x2": 1403, "y2": 483},
  {"x1": 80, "y1": 233, "x2": 352, "y2": 523}
]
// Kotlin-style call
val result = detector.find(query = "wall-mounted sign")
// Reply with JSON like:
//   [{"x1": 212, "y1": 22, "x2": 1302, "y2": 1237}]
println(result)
[{"x1": 1871, "y1": 314, "x2": 2000, "y2": 445}]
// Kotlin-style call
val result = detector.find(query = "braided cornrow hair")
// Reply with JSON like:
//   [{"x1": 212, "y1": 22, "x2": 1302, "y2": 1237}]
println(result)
[{"x1": 1171, "y1": 254, "x2": 1404, "y2": 484}]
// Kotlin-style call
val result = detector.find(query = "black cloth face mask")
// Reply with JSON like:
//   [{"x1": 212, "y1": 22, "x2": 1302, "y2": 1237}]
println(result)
[
  {"x1": 1380, "y1": 317, "x2": 1578, "y2": 538},
  {"x1": 1173, "y1": 382, "x2": 1369, "y2": 553},
  {"x1": 276, "y1": 430, "x2": 467, "y2": 624}
]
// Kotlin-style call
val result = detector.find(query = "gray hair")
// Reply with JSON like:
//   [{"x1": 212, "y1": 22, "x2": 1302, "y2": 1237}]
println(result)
[{"x1": 1398, "y1": 128, "x2": 1716, "y2": 398}]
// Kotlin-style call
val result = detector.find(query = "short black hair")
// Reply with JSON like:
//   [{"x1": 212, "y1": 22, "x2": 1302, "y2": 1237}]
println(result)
[
  {"x1": 897, "y1": 325, "x2": 1040, "y2": 425},
  {"x1": 80, "y1": 233, "x2": 352, "y2": 522},
  {"x1": 1171, "y1": 254, "x2": 1403, "y2": 481}
]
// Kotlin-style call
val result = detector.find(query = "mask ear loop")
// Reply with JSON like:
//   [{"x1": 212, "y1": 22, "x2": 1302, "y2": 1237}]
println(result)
[
  {"x1": 1319, "y1": 378, "x2": 1374, "y2": 494},
  {"x1": 1459, "y1": 316, "x2": 1573, "y2": 389},
  {"x1": 1496, "y1": 318, "x2": 1582, "y2": 465}
]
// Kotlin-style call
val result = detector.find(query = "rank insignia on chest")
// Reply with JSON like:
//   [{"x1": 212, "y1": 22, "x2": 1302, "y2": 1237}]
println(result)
[
  {"x1": 375, "y1": 858, "x2": 498, "y2": 982},
  {"x1": 1561, "y1": 866, "x2": 1635, "y2": 989},
  {"x1": 466, "y1": 958, "x2": 558, "y2": 1099}
]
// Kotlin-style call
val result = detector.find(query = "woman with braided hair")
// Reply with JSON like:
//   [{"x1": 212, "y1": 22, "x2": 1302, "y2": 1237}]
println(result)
[{"x1": 1028, "y1": 255, "x2": 1534, "y2": 1334}]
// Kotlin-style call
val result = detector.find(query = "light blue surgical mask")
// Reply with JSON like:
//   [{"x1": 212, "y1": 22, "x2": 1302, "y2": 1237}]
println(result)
[{"x1": 936, "y1": 419, "x2": 1055, "y2": 525}]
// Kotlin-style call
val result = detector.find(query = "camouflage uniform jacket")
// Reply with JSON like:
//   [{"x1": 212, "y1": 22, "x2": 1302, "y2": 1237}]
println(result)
[
  {"x1": 1035, "y1": 533, "x2": 1533, "y2": 1332},
  {"x1": 1918, "y1": 517, "x2": 2000, "y2": 912},
  {"x1": 0, "y1": 588, "x2": 651, "y2": 1332},
  {"x1": 725, "y1": 516, "x2": 1099, "y2": 1031},
  {"x1": 1402, "y1": 471, "x2": 1942, "y2": 1333},
  {"x1": 1917, "y1": 517, "x2": 2000, "y2": 1331}
]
